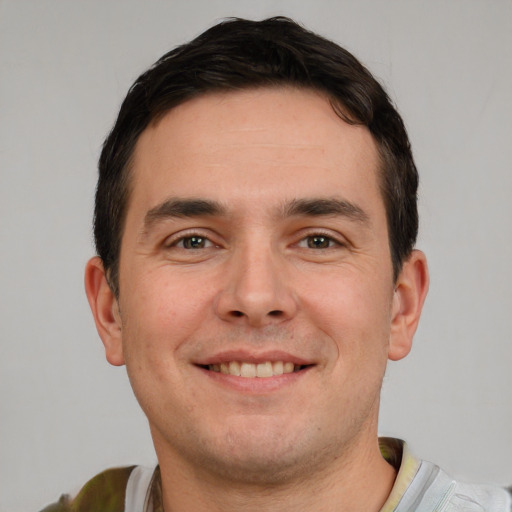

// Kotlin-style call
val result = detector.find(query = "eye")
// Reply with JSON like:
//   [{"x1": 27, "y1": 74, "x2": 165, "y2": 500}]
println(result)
[
  {"x1": 298, "y1": 234, "x2": 339, "y2": 249},
  {"x1": 174, "y1": 235, "x2": 213, "y2": 249}
]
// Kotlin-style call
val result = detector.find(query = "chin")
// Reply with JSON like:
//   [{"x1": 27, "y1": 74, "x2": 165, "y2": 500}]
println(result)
[
  {"x1": 201, "y1": 448, "x2": 312, "y2": 486},
  {"x1": 190, "y1": 420, "x2": 340, "y2": 486}
]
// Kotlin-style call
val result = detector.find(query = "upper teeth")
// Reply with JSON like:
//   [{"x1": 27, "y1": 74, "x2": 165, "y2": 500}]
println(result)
[{"x1": 208, "y1": 361, "x2": 298, "y2": 378}]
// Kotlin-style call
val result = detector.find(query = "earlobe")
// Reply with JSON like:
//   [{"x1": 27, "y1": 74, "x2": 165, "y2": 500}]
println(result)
[
  {"x1": 388, "y1": 250, "x2": 429, "y2": 361},
  {"x1": 84, "y1": 257, "x2": 125, "y2": 366}
]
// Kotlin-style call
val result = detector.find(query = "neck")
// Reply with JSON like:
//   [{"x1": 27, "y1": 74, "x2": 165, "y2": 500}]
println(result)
[{"x1": 155, "y1": 436, "x2": 397, "y2": 512}]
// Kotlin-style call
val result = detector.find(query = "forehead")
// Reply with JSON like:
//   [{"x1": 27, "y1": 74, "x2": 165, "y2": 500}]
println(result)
[{"x1": 128, "y1": 87, "x2": 382, "y2": 216}]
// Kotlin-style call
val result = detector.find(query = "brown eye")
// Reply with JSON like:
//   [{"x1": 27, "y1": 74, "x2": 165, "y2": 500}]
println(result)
[
  {"x1": 181, "y1": 236, "x2": 209, "y2": 249},
  {"x1": 306, "y1": 235, "x2": 332, "y2": 249}
]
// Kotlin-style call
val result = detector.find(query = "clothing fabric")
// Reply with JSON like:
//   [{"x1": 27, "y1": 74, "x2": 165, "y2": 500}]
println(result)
[
  {"x1": 40, "y1": 439, "x2": 511, "y2": 512},
  {"x1": 378, "y1": 438, "x2": 511, "y2": 512}
]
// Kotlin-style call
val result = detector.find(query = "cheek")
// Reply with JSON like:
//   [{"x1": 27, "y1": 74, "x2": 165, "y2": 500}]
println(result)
[
  {"x1": 123, "y1": 268, "x2": 212, "y2": 341},
  {"x1": 119, "y1": 275, "x2": 201, "y2": 412},
  {"x1": 300, "y1": 270, "x2": 393, "y2": 358}
]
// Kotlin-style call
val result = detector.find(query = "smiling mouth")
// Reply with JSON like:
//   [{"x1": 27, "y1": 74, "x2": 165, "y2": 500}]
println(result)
[{"x1": 203, "y1": 361, "x2": 310, "y2": 378}]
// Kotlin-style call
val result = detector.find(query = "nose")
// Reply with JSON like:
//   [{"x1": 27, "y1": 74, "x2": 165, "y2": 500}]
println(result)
[{"x1": 214, "y1": 243, "x2": 298, "y2": 327}]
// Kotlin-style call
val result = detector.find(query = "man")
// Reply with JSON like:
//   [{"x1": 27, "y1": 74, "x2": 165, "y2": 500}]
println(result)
[{"x1": 41, "y1": 17, "x2": 510, "y2": 512}]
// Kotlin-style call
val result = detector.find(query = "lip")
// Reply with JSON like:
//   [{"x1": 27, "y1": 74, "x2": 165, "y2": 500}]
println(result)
[
  {"x1": 196, "y1": 364, "x2": 314, "y2": 394},
  {"x1": 193, "y1": 349, "x2": 316, "y2": 394},
  {"x1": 194, "y1": 349, "x2": 314, "y2": 367}
]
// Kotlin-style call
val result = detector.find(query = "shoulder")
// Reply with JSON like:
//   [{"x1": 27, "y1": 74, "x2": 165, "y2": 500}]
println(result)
[
  {"x1": 380, "y1": 439, "x2": 512, "y2": 512},
  {"x1": 39, "y1": 466, "x2": 136, "y2": 512},
  {"x1": 447, "y1": 478, "x2": 512, "y2": 512}
]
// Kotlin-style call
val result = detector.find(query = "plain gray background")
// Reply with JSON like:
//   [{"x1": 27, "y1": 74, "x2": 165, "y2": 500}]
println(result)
[{"x1": 1, "y1": 1, "x2": 511, "y2": 510}]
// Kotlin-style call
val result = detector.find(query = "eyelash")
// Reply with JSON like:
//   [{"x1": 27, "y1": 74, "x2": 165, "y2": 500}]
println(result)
[
  {"x1": 296, "y1": 232, "x2": 344, "y2": 250},
  {"x1": 164, "y1": 230, "x2": 345, "y2": 251},
  {"x1": 164, "y1": 231, "x2": 217, "y2": 250}
]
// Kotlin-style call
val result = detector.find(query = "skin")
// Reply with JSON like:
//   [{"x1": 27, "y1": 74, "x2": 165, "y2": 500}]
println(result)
[{"x1": 85, "y1": 87, "x2": 428, "y2": 511}]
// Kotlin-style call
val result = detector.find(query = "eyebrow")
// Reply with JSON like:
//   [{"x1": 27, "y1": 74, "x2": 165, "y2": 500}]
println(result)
[
  {"x1": 140, "y1": 195, "x2": 369, "y2": 238},
  {"x1": 142, "y1": 197, "x2": 227, "y2": 234},
  {"x1": 282, "y1": 197, "x2": 370, "y2": 224}
]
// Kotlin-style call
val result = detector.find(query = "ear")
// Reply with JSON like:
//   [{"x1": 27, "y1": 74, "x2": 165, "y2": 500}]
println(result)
[
  {"x1": 84, "y1": 257, "x2": 125, "y2": 366},
  {"x1": 388, "y1": 250, "x2": 429, "y2": 361}
]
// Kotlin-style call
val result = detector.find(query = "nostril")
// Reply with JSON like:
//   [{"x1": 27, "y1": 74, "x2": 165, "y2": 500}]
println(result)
[{"x1": 229, "y1": 310, "x2": 282, "y2": 318}]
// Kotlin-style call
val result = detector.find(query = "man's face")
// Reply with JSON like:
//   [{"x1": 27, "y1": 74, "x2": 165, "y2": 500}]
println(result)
[{"x1": 97, "y1": 88, "x2": 415, "y2": 481}]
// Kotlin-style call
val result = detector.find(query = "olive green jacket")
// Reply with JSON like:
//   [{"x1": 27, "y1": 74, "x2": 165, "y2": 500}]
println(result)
[{"x1": 40, "y1": 466, "x2": 136, "y2": 512}]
